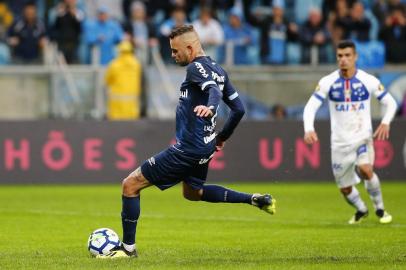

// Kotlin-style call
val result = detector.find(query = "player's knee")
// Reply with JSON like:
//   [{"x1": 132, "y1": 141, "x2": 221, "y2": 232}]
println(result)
[
  {"x1": 122, "y1": 168, "x2": 144, "y2": 196},
  {"x1": 122, "y1": 176, "x2": 137, "y2": 196},
  {"x1": 357, "y1": 165, "x2": 373, "y2": 180},
  {"x1": 340, "y1": 186, "x2": 352, "y2": 195},
  {"x1": 182, "y1": 189, "x2": 201, "y2": 201}
]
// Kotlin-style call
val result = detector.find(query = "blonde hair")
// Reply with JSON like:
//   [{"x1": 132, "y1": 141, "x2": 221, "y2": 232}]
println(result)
[{"x1": 169, "y1": 25, "x2": 195, "y2": 39}]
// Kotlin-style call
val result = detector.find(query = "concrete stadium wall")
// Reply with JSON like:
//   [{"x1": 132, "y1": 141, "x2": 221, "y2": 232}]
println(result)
[
  {"x1": 0, "y1": 74, "x2": 49, "y2": 119},
  {"x1": 0, "y1": 120, "x2": 404, "y2": 184}
]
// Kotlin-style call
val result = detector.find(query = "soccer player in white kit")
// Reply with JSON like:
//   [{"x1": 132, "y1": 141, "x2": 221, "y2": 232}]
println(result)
[{"x1": 303, "y1": 40, "x2": 398, "y2": 224}]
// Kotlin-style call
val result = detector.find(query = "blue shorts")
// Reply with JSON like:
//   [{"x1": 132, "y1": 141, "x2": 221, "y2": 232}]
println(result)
[{"x1": 141, "y1": 146, "x2": 214, "y2": 190}]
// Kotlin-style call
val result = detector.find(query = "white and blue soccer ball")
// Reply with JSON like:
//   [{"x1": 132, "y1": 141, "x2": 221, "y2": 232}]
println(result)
[{"x1": 87, "y1": 228, "x2": 121, "y2": 256}]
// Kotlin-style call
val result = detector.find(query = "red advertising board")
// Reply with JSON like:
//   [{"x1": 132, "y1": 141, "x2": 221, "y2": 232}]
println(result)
[{"x1": 0, "y1": 120, "x2": 404, "y2": 183}]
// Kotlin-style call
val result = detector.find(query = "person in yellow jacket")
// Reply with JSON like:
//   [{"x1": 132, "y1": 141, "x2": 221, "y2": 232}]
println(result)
[{"x1": 105, "y1": 41, "x2": 142, "y2": 120}]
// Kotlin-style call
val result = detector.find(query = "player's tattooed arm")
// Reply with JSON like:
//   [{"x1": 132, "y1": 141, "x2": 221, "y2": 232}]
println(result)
[
  {"x1": 217, "y1": 96, "x2": 245, "y2": 141},
  {"x1": 194, "y1": 84, "x2": 222, "y2": 117},
  {"x1": 215, "y1": 137, "x2": 225, "y2": 151}
]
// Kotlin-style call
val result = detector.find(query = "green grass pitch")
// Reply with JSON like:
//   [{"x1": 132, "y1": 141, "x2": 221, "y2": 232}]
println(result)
[{"x1": 0, "y1": 182, "x2": 405, "y2": 270}]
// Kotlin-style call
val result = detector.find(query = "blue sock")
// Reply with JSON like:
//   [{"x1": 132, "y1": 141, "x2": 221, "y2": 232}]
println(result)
[
  {"x1": 201, "y1": 185, "x2": 252, "y2": 204},
  {"x1": 121, "y1": 195, "x2": 140, "y2": 245}
]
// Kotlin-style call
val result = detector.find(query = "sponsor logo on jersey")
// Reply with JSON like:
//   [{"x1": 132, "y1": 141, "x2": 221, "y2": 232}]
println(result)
[
  {"x1": 194, "y1": 62, "x2": 209, "y2": 78},
  {"x1": 357, "y1": 144, "x2": 367, "y2": 156},
  {"x1": 180, "y1": 89, "x2": 188, "y2": 98},
  {"x1": 314, "y1": 84, "x2": 320, "y2": 92},
  {"x1": 211, "y1": 71, "x2": 225, "y2": 90},
  {"x1": 204, "y1": 125, "x2": 215, "y2": 132},
  {"x1": 211, "y1": 71, "x2": 225, "y2": 83},
  {"x1": 332, "y1": 82, "x2": 342, "y2": 89},
  {"x1": 199, "y1": 152, "x2": 215, "y2": 164},
  {"x1": 203, "y1": 133, "x2": 216, "y2": 144},
  {"x1": 331, "y1": 90, "x2": 341, "y2": 99},
  {"x1": 352, "y1": 82, "x2": 362, "y2": 89},
  {"x1": 353, "y1": 87, "x2": 368, "y2": 101},
  {"x1": 332, "y1": 163, "x2": 343, "y2": 171},
  {"x1": 148, "y1": 157, "x2": 156, "y2": 166},
  {"x1": 199, "y1": 158, "x2": 210, "y2": 164},
  {"x1": 335, "y1": 102, "x2": 365, "y2": 112}
]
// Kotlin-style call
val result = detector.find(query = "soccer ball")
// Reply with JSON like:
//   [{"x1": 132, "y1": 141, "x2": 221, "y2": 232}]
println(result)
[{"x1": 87, "y1": 228, "x2": 121, "y2": 256}]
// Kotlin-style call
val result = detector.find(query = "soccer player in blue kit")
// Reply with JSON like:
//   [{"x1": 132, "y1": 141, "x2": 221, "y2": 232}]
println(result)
[{"x1": 97, "y1": 25, "x2": 276, "y2": 259}]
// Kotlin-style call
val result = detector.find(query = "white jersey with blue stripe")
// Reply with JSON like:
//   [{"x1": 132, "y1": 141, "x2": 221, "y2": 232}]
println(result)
[{"x1": 313, "y1": 69, "x2": 388, "y2": 146}]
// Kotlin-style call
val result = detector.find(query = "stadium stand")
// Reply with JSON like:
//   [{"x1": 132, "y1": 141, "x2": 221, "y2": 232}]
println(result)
[{"x1": 0, "y1": 0, "x2": 405, "y2": 120}]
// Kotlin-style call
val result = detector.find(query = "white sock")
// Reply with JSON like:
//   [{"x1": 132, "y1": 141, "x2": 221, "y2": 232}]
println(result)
[
  {"x1": 364, "y1": 173, "x2": 384, "y2": 210},
  {"x1": 345, "y1": 186, "x2": 368, "y2": 212},
  {"x1": 123, "y1": 243, "x2": 135, "y2": 252}
]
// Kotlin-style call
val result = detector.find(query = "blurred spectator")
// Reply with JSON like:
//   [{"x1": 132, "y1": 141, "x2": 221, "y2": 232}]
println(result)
[
  {"x1": 125, "y1": 0, "x2": 196, "y2": 22},
  {"x1": 243, "y1": 0, "x2": 298, "y2": 64},
  {"x1": 322, "y1": 0, "x2": 356, "y2": 22},
  {"x1": 270, "y1": 104, "x2": 287, "y2": 120},
  {"x1": 51, "y1": 0, "x2": 84, "y2": 64},
  {"x1": 105, "y1": 41, "x2": 142, "y2": 120},
  {"x1": 199, "y1": 0, "x2": 236, "y2": 11},
  {"x1": 372, "y1": 0, "x2": 389, "y2": 27},
  {"x1": 159, "y1": 7, "x2": 188, "y2": 36},
  {"x1": 0, "y1": 1, "x2": 13, "y2": 39},
  {"x1": 327, "y1": 0, "x2": 350, "y2": 45},
  {"x1": 83, "y1": 5, "x2": 123, "y2": 65},
  {"x1": 0, "y1": 1, "x2": 12, "y2": 64},
  {"x1": 372, "y1": 0, "x2": 406, "y2": 27},
  {"x1": 6, "y1": 0, "x2": 48, "y2": 21},
  {"x1": 198, "y1": 0, "x2": 237, "y2": 21},
  {"x1": 300, "y1": 8, "x2": 331, "y2": 63},
  {"x1": 83, "y1": 0, "x2": 123, "y2": 21},
  {"x1": 336, "y1": 1, "x2": 371, "y2": 41},
  {"x1": 7, "y1": 2, "x2": 47, "y2": 64},
  {"x1": 7, "y1": 0, "x2": 37, "y2": 20},
  {"x1": 221, "y1": 8, "x2": 255, "y2": 64},
  {"x1": 0, "y1": 42, "x2": 10, "y2": 64},
  {"x1": 159, "y1": 7, "x2": 188, "y2": 62},
  {"x1": 122, "y1": 0, "x2": 165, "y2": 20},
  {"x1": 193, "y1": 7, "x2": 224, "y2": 59},
  {"x1": 379, "y1": 7, "x2": 406, "y2": 62},
  {"x1": 294, "y1": 0, "x2": 323, "y2": 24},
  {"x1": 161, "y1": 0, "x2": 196, "y2": 20},
  {"x1": 123, "y1": 1, "x2": 158, "y2": 65}
]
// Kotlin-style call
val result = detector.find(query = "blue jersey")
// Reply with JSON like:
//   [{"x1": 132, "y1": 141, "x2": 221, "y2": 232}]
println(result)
[{"x1": 174, "y1": 56, "x2": 240, "y2": 156}]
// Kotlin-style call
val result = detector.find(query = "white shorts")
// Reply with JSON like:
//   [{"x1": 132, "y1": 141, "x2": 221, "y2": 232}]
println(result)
[{"x1": 331, "y1": 140, "x2": 375, "y2": 188}]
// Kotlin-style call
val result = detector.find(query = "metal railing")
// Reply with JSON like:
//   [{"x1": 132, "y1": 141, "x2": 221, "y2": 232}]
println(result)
[
  {"x1": 0, "y1": 42, "x2": 405, "y2": 120},
  {"x1": 0, "y1": 42, "x2": 181, "y2": 120},
  {"x1": 148, "y1": 45, "x2": 178, "y2": 118}
]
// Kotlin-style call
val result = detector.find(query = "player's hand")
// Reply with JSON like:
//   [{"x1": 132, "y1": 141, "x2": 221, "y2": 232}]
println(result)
[
  {"x1": 304, "y1": 131, "x2": 319, "y2": 144},
  {"x1": 194, "y1": 105, "x2": 213, "y2": 117},
  {"x1": 373, "y1": 123, "x2": 390, "y2": 140},
  {"x1": 215, "y1": 138, "x2": 225, "y2": 151}
]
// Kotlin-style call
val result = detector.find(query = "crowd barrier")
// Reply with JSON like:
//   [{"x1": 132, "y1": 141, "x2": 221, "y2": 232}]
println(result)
[{"x1": 0, "y1": 120, "x2": 405, "y2": 184}]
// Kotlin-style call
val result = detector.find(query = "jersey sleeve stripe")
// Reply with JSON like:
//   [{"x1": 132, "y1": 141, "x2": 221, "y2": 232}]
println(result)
[
  {"x1": 377, "y1": 91, "x2": 388, "y2": 101},
  {"x1": 228, "y1": 92, "x2": 239, "y2": 100},
  {"x1": 201, "y1": 81, "x2": 216, "y2": 91},
  {"x1": 313, "y1": 93, "x2": 324, "y2": 102}
]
